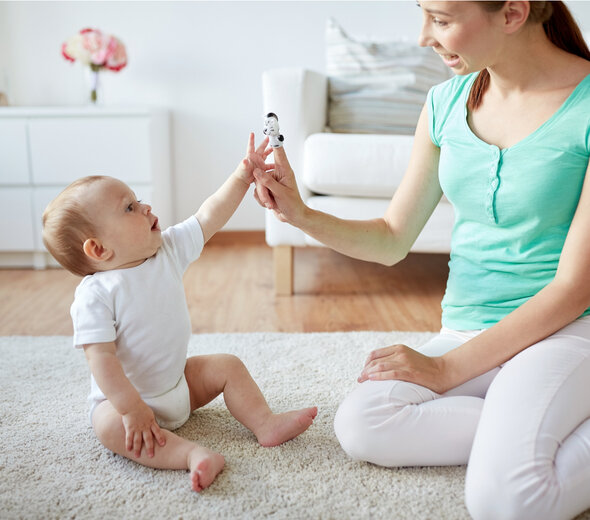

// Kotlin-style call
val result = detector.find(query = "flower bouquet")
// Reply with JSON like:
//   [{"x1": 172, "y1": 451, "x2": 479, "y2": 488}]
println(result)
[{"x1": 62, "y1": 28, "x2": 127, "y2": 103}]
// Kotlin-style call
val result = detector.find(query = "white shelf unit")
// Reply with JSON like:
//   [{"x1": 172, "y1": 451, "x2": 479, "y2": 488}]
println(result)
[{"x1": 0, "y1": 106, "x2": 171, "y2": 268}]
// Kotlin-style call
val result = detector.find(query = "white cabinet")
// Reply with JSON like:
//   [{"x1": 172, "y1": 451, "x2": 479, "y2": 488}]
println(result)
[
  {"x1": 0, "y1": 107, "x2": 171, "y2": 268},
  {"x1": 0, "y1": 120, "x2": 29, "y2": 184},
  {"x1": 0, "y1": 187, "x2": 35, "y2": 250}
]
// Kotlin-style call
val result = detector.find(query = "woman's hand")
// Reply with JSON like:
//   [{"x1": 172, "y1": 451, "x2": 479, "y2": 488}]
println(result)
[
  {"x1": 253, "y1": 146, "x2": 307, "y2": 225},
  {"x1": 358, "y1": 344, "x2": 451, "y2": 394}
]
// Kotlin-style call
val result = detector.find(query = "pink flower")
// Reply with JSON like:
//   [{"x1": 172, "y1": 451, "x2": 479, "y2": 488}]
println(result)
[
  {"x1": 105, "y1": 37, "x2": 127, "y2": 71},
  {"x1": 61, "y1": 42, "x2": 75, "y2": 62},
  {"x1": 62, "y1": 28, "x2": 127, "y2": 72}
]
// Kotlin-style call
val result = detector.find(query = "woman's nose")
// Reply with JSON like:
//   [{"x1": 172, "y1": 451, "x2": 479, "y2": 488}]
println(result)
[{"x1": 418, "y1": 23, "x2": 436, "y2": 48}]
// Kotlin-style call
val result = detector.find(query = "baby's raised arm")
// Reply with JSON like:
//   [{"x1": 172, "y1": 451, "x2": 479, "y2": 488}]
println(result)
[
  {"x1": 83, "y1": 342, "x2": 166, "y2": 457},
  {"x1": 195, "y1": 133, "x2": 272, "y2": 243}
]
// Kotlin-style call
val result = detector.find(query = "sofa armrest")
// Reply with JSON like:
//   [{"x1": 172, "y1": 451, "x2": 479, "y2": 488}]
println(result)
[{"x1": 262, "y1": 68, "x2": 328, "y2": 246}]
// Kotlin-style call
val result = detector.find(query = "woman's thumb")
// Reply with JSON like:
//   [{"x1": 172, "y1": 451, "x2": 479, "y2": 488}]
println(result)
[
  {"x1": 273, "y1": 146, "x2": 288, "y2": 164},
  {"x1": 254, "y1": 168, "x2": 279, "y2": 190}
]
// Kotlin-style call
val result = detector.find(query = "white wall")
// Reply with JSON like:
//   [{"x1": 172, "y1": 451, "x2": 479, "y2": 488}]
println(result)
[{"x1": 1, "y1": 0, "x2": 590, "y2": 230}]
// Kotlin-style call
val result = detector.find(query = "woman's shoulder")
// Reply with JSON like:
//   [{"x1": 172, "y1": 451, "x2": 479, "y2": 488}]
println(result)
[
  {"x1": 427, "y1": 73, "x2": 478, "y2": 135},
  {"x1": 426, "y1": 74, "x2": 475, "y2": 146}
]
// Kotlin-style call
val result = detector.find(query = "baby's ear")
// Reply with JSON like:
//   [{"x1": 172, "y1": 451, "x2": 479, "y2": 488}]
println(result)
[{"x1": 83, "y1": 238, "x2": 113, "y2": 262}]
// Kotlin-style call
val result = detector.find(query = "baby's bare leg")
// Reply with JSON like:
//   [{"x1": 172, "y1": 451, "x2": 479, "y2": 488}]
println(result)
[
  {"x1": 92, "y1": 401, "x2": 225, "y2": 492},
  {"x1": 185, "y1": 354, "x2": 317, "y2": 447}
]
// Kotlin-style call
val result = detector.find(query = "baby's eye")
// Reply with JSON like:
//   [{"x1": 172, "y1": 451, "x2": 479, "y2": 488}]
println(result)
[{"x1": 125, "y1": 200, "x2": 142, "y2": 212}]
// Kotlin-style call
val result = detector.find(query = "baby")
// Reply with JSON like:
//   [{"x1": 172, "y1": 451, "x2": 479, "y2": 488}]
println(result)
[{"x1": 42, "y1": 133, "x2": 317, "y2": 492}]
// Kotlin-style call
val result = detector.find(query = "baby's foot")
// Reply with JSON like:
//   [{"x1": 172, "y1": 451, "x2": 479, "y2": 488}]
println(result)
[
  {"x1": 256, "y1": 407, "x2": 318, "y2": 447},
  {"x1": 187, "y1": 446, "x2": 225, "y2": 492}
]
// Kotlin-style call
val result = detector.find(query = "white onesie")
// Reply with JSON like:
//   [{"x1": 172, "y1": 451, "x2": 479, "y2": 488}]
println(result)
[{"x1": 71, "y1": 216, "x2": 205, "y2": 429}]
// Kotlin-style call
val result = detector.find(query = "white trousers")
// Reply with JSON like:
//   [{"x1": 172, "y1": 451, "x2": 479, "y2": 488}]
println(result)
[{"x1": 334, "y1": 317, "x2": 590, "y2": 520}]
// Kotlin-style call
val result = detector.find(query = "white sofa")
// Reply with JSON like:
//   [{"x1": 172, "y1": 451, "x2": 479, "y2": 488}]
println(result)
[{"x1": 262, "y1": 67, "x2": 454, "y2": 295}]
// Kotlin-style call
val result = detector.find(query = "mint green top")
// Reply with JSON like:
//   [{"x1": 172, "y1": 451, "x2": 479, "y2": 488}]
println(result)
[{"x1": 427, "y1": 72, "x2": 590, "y2": 330}]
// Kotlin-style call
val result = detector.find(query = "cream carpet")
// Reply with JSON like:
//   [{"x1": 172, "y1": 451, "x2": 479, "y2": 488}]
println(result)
[{"x1": 1, "y1": 333, "x2": 589, "y2": 520}]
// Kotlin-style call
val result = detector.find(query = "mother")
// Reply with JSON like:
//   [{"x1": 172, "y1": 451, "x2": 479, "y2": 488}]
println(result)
[{"x1": 254, "y1": 2, "x2": 590, "y2": 519}]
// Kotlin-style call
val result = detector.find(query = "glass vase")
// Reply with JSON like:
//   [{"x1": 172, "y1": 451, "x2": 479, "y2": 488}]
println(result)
[{"x1": 86, "y1": 65, "x2": 102, "y2": 105}]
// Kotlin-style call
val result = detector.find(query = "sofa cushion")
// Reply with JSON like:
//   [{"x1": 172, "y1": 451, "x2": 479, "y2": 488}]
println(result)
[
  {"x1": 303, "y1": 132, "x2": 413, "y2": 197},
  {"x1": 326, "y1": 18, "x2": 450, "y2": 135}
]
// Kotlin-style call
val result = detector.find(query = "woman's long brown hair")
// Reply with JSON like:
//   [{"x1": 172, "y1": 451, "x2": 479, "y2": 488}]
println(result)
[{"x1": 467, "y1": 1, "x2": 590, "y2": 110}]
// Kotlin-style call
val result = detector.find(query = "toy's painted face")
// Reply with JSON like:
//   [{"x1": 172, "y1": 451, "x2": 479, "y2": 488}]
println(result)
[{"x1": 264, "y1": 117, "x2": 279, "y2": 136}]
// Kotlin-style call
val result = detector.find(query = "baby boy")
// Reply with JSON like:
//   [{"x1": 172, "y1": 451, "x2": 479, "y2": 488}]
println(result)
[{"x1": 42, "y1": 134, "x2": 317, "y2": 492}]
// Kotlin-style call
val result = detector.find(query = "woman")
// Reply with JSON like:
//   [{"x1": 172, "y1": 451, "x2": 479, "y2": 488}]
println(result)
[{"x1": 254, "y1": 2, "x2": 590, "y2": 518}]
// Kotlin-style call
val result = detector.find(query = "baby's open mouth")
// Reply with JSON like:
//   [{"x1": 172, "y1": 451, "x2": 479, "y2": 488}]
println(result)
[{"x1": 151, "y1": 218, "x2": 159, "y2": 231}]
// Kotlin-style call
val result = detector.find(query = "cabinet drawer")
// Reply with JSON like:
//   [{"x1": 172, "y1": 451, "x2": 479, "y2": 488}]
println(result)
[
  {"x1": 29, "y1": 117, "x2": 151, "y2": 185},
  {"x1": 0, "y1": 188, "x2": 35, "y2": 250},
  {"x1": 0, "y1": 120, "x2": 30, "y2": 185}
]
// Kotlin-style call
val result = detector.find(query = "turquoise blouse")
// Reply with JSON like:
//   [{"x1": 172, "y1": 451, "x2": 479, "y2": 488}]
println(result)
[{"x1": 427, "y1": 72, "x2": 590, "y2": 330}]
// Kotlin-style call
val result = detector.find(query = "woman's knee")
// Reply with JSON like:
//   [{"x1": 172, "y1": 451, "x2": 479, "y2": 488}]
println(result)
[
  {"x1": 333, "y1": 390, "x2": 369, "y2": 461},
  {"x1": 333, "y1": 381, "x2": 409, "y2": 464},
  {"x1": 465, "y1": 477, "x2": 536, "y2": 520},
  {"x1": 465, "y1": 457, "x2": 558, "y2": 520}
]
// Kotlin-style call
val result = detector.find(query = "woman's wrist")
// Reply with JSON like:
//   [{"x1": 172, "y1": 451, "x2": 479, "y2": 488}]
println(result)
[
  {"x1": 292, "y1": 203, "x2": 314, "y2": 230},
  {"x1": 435, "y1": 354, "x2": 460, "y2": 394}
]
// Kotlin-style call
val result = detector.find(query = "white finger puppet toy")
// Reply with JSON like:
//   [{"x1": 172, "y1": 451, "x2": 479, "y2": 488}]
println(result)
[{"x1": 263, "y1": 112, "x2": 284, "y2": 148}]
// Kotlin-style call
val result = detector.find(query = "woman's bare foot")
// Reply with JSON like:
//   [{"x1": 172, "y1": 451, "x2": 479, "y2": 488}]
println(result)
[
  {"x1": 187, "y1": 446, "x2": 225, "y2": 492},
  {"x1": 256, "y1": 407, "x2": 318, "y2": 447}
]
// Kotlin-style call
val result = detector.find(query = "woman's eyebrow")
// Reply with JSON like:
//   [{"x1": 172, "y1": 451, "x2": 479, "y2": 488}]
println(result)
[{"x1": 417, "y1": 2, "x2": 453, "y2": 16}]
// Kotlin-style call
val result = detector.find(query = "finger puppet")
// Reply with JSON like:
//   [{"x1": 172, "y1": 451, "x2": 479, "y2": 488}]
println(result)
[{"x1": 263, "y1": 112, "x2": 284, "y2": 148}]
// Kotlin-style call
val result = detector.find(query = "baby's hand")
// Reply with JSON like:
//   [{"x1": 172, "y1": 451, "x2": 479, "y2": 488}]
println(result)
[
  {"x1": 237, "y1": 133, "x2": 273, "y2": 184},
  {"x1": 122, "y1": 401, "x2": 166, "y2": 458}
]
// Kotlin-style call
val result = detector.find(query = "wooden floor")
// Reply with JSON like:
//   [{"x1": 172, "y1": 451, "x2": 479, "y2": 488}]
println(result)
[{"x1": 0, "y1": 232, "x2": 449, "y2": 335}]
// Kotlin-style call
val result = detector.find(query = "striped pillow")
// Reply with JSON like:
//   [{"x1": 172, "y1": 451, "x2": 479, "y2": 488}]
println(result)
[{"x1": 326, "y1": 18, "x2": 450, "y2": 135}]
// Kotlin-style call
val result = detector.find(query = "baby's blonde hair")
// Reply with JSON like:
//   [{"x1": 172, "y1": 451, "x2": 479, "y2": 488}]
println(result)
[{"x1": 42, "y1": 176, "x2": 107, "y2": 276}]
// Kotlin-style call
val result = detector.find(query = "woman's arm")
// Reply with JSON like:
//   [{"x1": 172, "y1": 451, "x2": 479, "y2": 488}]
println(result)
[
  {"x1": 361, "y1": 159, "x2": 590, "y2": 393},
  {"x1": 254, "y1": 104, "x2": 443, "y2": 266}
]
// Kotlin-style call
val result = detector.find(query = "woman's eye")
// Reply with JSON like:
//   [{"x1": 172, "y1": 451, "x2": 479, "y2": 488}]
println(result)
[{"x1": 433, "y1": 18, "x2": 448, "y2": 27}]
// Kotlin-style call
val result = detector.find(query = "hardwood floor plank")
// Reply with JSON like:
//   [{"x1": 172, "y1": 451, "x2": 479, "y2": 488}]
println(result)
[{"x1": 0, "y1": 235, "x2": 449, "y2": 335}]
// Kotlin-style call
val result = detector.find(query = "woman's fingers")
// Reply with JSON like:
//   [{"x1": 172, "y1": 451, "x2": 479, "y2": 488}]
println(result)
[
  {"x1": 254, "y1": 178, "x2": 276, "y2": 209},
  {"x1": 273, "y1": 145, "x2": 289, "y2": 165},
  {"x1": 364, "y1": 345, "x2": 401, "y2": 366}
]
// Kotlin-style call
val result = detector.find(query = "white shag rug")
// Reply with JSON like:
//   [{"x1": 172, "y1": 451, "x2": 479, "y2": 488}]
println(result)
[{"x1": 2, "y1": 333, "x2": 588, "y2": 520}]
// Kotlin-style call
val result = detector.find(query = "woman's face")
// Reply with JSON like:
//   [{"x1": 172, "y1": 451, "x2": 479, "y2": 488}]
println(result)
[{"x1": 418, "y1": 1, "x2": 505, "y2": 74}]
